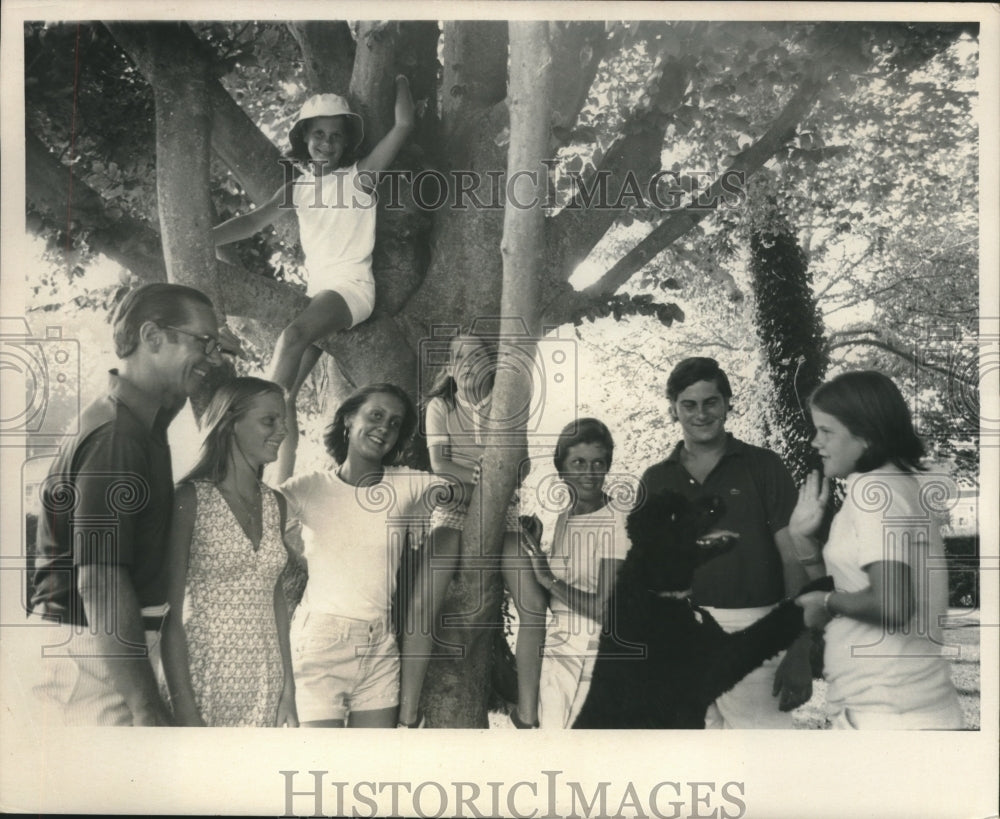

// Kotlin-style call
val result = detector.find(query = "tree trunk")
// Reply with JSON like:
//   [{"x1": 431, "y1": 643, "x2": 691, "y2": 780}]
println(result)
[
  {"x1": 139, "y1": 24, "x2": 232, "y2": 410},
  {"x1": 286, "y1": 21, "x2": 355, "y2": 93},
  {"x1": 148, "y1": 43, "x2": 218, "y2": 300},
  {"x1": 419, "y1": 20, "x2": 553, "y2": 728}
]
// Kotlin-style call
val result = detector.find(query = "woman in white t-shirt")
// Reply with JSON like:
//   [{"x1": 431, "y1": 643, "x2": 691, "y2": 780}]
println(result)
[
  {"x1": 519, "y1": 418, "x2": 633, "y2": 728},
  {"x1": 792, "y1": 371, "x2": 962, "y2": 729},
  {"x1": 279, "y1": 383, "x2": 439, "y2": 728}
]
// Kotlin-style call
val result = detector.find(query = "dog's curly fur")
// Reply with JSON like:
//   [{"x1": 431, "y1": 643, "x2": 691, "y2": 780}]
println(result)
[{"x1": 573, "y1": 490, "x2": 832, "y2": 728}]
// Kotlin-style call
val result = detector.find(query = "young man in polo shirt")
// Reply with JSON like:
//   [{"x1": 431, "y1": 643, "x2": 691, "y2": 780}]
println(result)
[
  {"x1": 29, "y1": 282, "x2": 224, "y2": 725},
  {"x1": 640, "y1": 357, "x2": 814, "y2": 728}
]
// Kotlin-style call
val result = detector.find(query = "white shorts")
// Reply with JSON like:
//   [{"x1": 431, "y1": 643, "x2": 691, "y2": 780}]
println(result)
[
  {"x1": 290, "y1": 608, "x2": 399, "y2": 723},
  {"x1": 306, "y1": 274, "x2": 375, "y2": 327}
]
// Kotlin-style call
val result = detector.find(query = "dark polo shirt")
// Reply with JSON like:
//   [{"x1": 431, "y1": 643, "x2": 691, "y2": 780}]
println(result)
[
  {"x1": 31, "y1": 370, "x2": 176, "y2": 627},
  {"x1": 640, "y1": 434, "x2": 797, "y2": 608}
]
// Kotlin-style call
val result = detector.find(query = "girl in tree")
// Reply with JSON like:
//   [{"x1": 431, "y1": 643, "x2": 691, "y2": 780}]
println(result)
[
  {"x1": 214, "y1": 78, "x2": 414, "y2": 442},
  {"x1": 398, "y1": 333, "x2": 533, "y2": 728},
  {"x1": 792, "y1": 371, "x2": 963, "y2": 729}
]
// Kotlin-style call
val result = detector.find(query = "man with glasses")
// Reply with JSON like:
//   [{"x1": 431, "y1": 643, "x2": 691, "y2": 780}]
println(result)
[{"x1": 29, "y1": 283, "x2": 226, "y2": 725}]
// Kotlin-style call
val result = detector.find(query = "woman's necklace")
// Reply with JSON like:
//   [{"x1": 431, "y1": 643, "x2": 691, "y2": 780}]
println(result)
[{"x1": 221, "y1": 480, "x2": 262, "y2": 551}]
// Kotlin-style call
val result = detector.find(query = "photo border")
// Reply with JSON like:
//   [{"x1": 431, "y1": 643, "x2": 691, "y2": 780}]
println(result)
[{"x1": 2, "y1": 2, "x2": 997, "y2": 816}]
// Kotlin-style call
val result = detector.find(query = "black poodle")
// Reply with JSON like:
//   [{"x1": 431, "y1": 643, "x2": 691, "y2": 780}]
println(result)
[{"x1": 573, "y1": 490, "x2": 832, "y2": 729}]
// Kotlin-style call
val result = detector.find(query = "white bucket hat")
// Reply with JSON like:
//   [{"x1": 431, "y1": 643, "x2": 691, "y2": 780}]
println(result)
[{"x1": 288, "y1": 93, "x2": 365, "y2": 157}]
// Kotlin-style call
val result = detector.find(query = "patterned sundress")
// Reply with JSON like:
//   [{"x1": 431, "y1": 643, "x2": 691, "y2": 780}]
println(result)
[{"x1": 182, "y1": 481, "x2": 288, "y2": 726}]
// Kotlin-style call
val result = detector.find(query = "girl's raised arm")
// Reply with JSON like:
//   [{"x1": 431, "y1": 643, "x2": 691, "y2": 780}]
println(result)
[{"x1": 357, "y1": 75, "x2": 415, "y2": 177}]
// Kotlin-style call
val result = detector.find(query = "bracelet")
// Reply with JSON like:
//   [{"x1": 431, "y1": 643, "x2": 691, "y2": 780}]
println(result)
[{"x1": 823, "y1": 591, "x2": 840, "y2": 618}]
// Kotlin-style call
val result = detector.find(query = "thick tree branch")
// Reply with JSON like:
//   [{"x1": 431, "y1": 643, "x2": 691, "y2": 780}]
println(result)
[
  {"x1": 828, "y1": 337, "x2": 973, "y2": 386},
  {"x1": 546, "y1": 57, "x2": 690, "y2": 286},
  {"x1": 130, "y1": 25, "x2": 220, "y2": 304},
  {"x1": 578, "y1": 72, "x2": 826, "y2": 305},
  {"x1": 394, "y1": 22, "x2": 442, "y2": 158},
  {"x1": 204, "y1": 78, "x2": 287, "y2": 206},
  {"x1": 480, "y1": 18, "x2": 551, "y2": 539},
  {"x1": 440, "y1": 20, "x2": 509, "y2": 151},
  {"x1": 106, "y1": 21, "x2": 297, "y2": 245},
  {"x1": 548, "y1": 22, "x2": 609, "y2": 138},
  {"x1": 26, "y1": 129, "x2": 167, "y2": 283},
  {"x1": 350, "y1": 22, "x2": 402, "y2": 145},
  {"x1": 286, "y1": 21, "x2": 355, "y2": 93}
]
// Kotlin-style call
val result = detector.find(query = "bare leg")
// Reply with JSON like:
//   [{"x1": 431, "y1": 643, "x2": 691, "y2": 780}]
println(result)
[
  {"x1": 300, "y1": 718, "x2": 346, "y2": 728},
  {"x1": 398, "y1": 527, "x2": 462, "y2": 725},
  {"x1": 290, "y1": 344, "x2": 324, "y2": 403},
  {"x1": 264, "y1": 342, "x2": 326, "y2": 487},
  {"x1": 268, "y1": 290, "x2": 353, "y2": 394},
  {"x1": 348, "y1": 706, "x2": 397, "y2": 728},
  {"x1": 502, "y1": 531, "x2": 546, "y2": 727}
]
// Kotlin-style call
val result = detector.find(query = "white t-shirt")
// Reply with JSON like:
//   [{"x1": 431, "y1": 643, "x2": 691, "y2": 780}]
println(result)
[
  {"x1": 548, "y1": 503, "x2": 632, "y2": 593},
  {"x1": 292, "y1": 163, "x2": 376, "y2": 289},
  {"x1": 537, "y1": 500, "x2": 632, "y2": 729},
  {"x1": 280, "y1": 467, "x2": 441, "y2": 621},
  {"x1": 823, "y1": 467, "x2": 958, "y2": 716}
]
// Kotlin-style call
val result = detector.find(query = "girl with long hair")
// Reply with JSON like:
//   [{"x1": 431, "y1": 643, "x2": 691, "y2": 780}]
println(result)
[{"x1": 162, "y1": 377, "x2": 297, "y2": 726}]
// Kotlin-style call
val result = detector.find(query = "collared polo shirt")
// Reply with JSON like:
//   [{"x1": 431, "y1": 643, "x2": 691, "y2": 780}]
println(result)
[
  {"x1": 31, "y1": 370, "x2": 176, "y2": 626},
  {"x1": 640, "y1": 434, "x2": 796, "y2": 608}
]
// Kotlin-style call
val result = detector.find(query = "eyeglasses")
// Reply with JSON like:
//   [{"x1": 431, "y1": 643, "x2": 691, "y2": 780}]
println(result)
[{"x1": 163, "y1": 325, "x2": 221, "y2": 357}]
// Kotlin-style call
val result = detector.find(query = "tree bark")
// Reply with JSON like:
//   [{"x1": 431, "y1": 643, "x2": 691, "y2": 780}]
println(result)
[
  {"x1": 286, "y1": 21, "x2": 355, "y2": 93},
  {"x1": 420, "y1": 20, "x2": 553, "y2": 728},
  {"x1": 440, "y1": 20, "x2": 508, "y2": 147},
  {"x1": 350, "y1": 22, "x2": 402, "y2": 146},
  {"x1": 142, "y1": 26, "x2": 220, "y2": 305}
]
